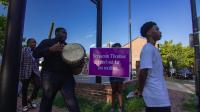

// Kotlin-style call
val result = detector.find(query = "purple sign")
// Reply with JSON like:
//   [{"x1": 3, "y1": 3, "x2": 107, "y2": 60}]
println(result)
[{"x1": 89, "y1": 48, "x2": 130, "y2": 77}]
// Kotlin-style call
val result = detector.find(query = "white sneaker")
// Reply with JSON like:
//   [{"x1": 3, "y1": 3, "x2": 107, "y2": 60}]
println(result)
[
  {"x1": 30, "y1": 101, "x2": 37, "y2": 108},
  {"x1": 22, "y1": 106, "x2": 29, "y2": 112},
  {"x1": 126, "y1": 91, "x2": 134, "y2": 99}
]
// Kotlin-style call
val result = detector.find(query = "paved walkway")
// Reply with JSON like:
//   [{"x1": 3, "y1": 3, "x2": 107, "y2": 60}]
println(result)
[
  {"x1": 167, "y1": 80, "x2": 195, "y2": 94},
  {"x1": 17, "y1": 98, "x2": 66, "y2": 112},
  {"x1": 167, "y1": 80, "x2": 196, "y2": 112}
]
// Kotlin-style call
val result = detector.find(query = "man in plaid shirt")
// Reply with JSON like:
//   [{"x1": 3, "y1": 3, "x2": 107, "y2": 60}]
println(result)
[{"x1": 20, "y1": 38, "x2": 40, "y2": 112}]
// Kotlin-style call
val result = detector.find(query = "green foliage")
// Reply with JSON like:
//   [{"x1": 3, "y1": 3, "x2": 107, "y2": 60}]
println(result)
[
  {"x1": 52, "y1": 93, "x2": 111, "y2": 112},
  {"x1": 93, "y1": 102, "x2": 111, "y2": 112},
  {"x1": 182, "y1": 94, "x2": 197, "y2": 112},
  {"x1": 51, "y1": 84, "x2": 144, "y2": 112},
  {"x1": 0, "y1": 0, "x2": 8, "y2": 7},
  {"x1": 77, "y1": 96, "x2": 95, "y2": 112},
  {"x1": 53, "y1": 93, "x2": 66, "y2": 108},
  {"x1": 0, "y1": 0, "x2": 8, "y2": 54},
  {"x1": 125, "y1": 97, "x2": 145, "y2": 112},
  {"x1": 123, "y1": 84, "x2": 145, "y2": 112},
  {"x1": 123, "y1": 84, "x2": 135, "y2": 95},
  {"x1": 160, "y1": 40, "x2": 194, "y2": 70},
  {"x1": 0, "y1": 16, "x2": 7, "y2": 53}
]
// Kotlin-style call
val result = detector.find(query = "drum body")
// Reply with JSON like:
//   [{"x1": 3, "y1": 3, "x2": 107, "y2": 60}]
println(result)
[{"x1": 62, "y1": 43, "x2": 86, "y2": 75}]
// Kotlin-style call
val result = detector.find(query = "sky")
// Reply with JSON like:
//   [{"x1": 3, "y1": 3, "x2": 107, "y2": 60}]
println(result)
[{"x1": 1, "y1": 0, "x2": 200, "y2": 52}]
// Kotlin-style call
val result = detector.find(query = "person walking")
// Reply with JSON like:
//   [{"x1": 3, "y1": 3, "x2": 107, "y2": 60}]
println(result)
[
  {"x1": 20, "y1": 38, "x2": 40, "y2": 112},
  {"x1": 33, "y1": 27, "x2": 83, "y2": 112}
]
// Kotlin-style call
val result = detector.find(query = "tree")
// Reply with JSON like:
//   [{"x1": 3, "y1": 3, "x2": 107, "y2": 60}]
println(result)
[
  {"x1": 0, "y1": 16, "x2": 6, "y2": 53},
  {"x1": 160, "y1": 40, "x2": 194, "y2": 70},
  {"x1": 0, "y1": 0, "x2": 8, "y2": 54},
  {"x1": 0, "y1": 0, "x2": 8, "y2": 7},
  {"x1": 0, "y1": 0, "x2": 27, "y2": 53}
]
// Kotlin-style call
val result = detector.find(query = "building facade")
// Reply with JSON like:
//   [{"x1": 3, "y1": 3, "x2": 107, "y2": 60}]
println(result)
[{"x1": 123, "y1": 37, "x2": 147, "y2": 70}]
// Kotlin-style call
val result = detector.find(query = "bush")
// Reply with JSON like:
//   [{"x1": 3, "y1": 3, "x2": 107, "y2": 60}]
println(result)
[
  {"x1": 93, "y1": 102, "x2": 111, "y2": 112},
  {"x1": 77, "y1": 96, "x2": 94, "y2": 112},
  {"x1": 125, "y1": 97, "x2": 144, "y2": 112},
  {"x1": 122, "y1": 82, "x2": 145, "y2": 111},
  {"x1": 182, "y1": 94, "x2": 197, "y2": 112},
  {"x1": 52, "y1": 93, "x2": 111, "y2": 112}
]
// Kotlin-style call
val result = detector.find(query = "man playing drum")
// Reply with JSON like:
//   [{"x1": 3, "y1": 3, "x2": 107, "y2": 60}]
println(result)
[{"x1": 33, "y1": 27, "x2": 82, "y2": 112}]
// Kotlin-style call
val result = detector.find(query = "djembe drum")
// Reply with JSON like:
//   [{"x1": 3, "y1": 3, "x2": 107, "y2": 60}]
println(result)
[{"x1": 62, "y1": 43, "x2": 86, "y2": 75}]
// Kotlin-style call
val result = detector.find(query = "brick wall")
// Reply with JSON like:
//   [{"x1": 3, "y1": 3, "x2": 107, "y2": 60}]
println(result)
[
  {"x1": 75, "y1": 83, "x2": 112, "y2": 103},
  {"x1": 123, "y1": 37, "x2": 147, "y2": 69},
  {"x1": 75, "y1": 80, "x2": 136, "y2": 103}
]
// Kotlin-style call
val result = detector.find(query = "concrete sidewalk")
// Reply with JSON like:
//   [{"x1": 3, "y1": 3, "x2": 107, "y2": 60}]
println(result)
[
  {"x1": 17, "y1": 98, "x2": 66, "y2": 112},
  {"x1": 167, "y1": 81, "x2": 195, "y2": 94},
  {"x1": 167, "y1": 80, "x2": 196, "y2": 112}
]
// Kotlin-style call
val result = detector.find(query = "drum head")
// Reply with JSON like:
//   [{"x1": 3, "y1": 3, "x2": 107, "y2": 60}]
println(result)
[{"x1": 62, "y1": 43, "x2": 85, "y2": 65}]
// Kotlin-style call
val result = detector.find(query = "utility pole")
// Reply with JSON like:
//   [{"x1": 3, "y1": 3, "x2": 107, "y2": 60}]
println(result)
[
  {"x1": 190, "y1": 0, "x2": 200, "y2": 111},
  {"x1": 128, "y1": 0, "x2": 133, "y2": 80},
  {"x1": 0, "y1": 0, "x2": 27, "y2": 112},
  {"x1": 48, "y1": 22, "x2": 54, "y2": 39},
  {"x1": 91, "y1": 0, "x2": 102, "y2": 83}
]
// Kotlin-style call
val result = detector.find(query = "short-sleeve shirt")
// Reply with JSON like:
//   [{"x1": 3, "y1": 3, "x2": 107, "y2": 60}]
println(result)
[{"x1": 140, "y1": 43, "x2": 171, "y2": 107}]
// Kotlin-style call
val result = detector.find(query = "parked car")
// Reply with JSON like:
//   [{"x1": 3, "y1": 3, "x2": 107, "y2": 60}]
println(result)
[{"x1": 176, "y1": 68, "x2": 193, "y2": 80}]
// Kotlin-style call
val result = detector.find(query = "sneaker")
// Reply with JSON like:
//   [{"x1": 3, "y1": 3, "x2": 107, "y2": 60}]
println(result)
[
  {"x1": 126, "y1": 91, "x2": 134, "y2": 99},
  {"x1": 109, "y1": 108, "x2": 114, "y2": 112},
  {"x1": 29, "y1": 101, "x2": 37, "y2": 108},
  {"x1": 22, "y1": 106, "x2": 29, "y2": 112},
  {"x1": 118, "y1": 108, "x2": 124, "y2": 112}
]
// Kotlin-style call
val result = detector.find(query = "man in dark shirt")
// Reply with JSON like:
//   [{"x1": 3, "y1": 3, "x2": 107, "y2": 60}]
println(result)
[{"x1": 33, "y1": 27, "x2": 80, "y2": 112}]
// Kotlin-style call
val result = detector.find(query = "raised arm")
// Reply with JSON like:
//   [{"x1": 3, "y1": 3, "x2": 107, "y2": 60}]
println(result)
[{"x1": 33, "y1": 40, "x2": 51, "y2": 58}]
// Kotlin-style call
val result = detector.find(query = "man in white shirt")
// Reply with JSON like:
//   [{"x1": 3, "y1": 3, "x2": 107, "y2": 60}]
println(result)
[{"x1": 138, "y1": 21, "x2": 171, "y2": 112}]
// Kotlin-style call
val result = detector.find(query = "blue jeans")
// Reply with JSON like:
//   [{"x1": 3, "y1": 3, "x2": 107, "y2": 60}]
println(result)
[{"x1": 39, "y1": 72, "x2": 80, "y2": 112}]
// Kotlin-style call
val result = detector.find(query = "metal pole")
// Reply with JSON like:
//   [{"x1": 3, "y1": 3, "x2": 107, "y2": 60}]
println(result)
[
  {"x1": 91, "y1": 0, "x2": 102, "y2": 83},
  {"x1": 190, "y1": 0, "x2": 200, "y2": 112},
  {"x1": 48, "y1": 22, "x2": 54, "y2": 39},
  {"x1": 91, "y1": 0, "x2": 97, "y2": 5},
  {"x1": 0, "y1": 0, "x2": 27, "y2": 112},
  {"x1": 95, "y1": 0, "x2": 102, "y2": 83},
  {"x1": 96, "y1": 0, "x2": 102, "y2": 48},
  {"x1": 128, "y1": 0, "x2": 133, "y2": 80}
]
